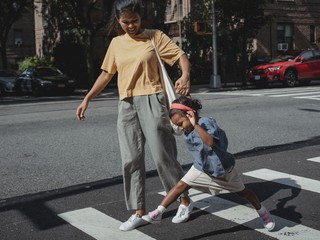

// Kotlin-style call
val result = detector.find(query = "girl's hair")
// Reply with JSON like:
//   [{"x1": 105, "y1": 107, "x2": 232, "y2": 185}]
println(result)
[
  {"x1": 169, "y1": 96, "x2": 202, "y2": 118},
  {"x1": 106, "y1": 0, "x2": 142, "y2": 36}
]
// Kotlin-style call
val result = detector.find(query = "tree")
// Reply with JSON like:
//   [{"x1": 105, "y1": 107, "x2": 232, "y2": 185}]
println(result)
[
  {"x1": 182, "y1": 0, "x2": 217, "y2": 84},
  {"x1": 41, "y1": 0, "x2": 113, "y2": 86},
  {"x1": 182, "y1": 0, "x2": 272, "y2": 85},
  {"x1": 215, "y1": 0, "x2": 272, "y2": 85},
  {"x1": 0, "y1": 0, "x2": 33, "y2": 69}
]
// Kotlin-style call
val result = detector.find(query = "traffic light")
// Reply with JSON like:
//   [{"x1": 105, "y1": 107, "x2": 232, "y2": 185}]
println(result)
[
  {"x1": 194, "y1": 21, "x2": 207, "y2": 34},
  {"x1": 194, "y1": 21, "x2": 212, "y2": 35}
]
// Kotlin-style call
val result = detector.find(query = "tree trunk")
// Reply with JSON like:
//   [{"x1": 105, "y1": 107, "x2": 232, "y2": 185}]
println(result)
[{"x1": 0, "y1": 39, "x2": 8, "y2": 69}]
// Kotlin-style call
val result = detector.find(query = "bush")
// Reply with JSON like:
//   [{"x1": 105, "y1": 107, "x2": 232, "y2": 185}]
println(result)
[{"x1": 19, "y1": 56, "x2": 52, "y2": 71}]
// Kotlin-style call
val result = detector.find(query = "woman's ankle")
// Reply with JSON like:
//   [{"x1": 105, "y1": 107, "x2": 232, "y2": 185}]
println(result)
[
  {"x1": 135, "y1": 209, "x2": 145, "y2": 217},
  {"x1": 180, "y1": 196, "x2": 191, "y2": 206}
]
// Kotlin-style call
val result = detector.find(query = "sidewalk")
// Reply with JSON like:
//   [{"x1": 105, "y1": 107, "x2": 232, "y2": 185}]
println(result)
[{"x1": 75, "y1": 81, "x2": 253, "y2": 96}]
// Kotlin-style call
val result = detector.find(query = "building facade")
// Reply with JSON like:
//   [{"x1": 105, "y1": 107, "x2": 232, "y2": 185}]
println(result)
[
  {"x1": 3, "y1": 0, "x2": 320, "y2": 72},
  {"x1": 254, "y1": 0, "x2": 320, "y2": 60}
]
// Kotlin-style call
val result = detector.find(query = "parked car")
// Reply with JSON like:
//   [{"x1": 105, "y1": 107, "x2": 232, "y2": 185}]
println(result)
[
  {"x1": 15, "y1": 67, "x2": 77, "y2": 95},
  {"x1": 0, "y1": 69, "x2": 18, "y2": 96},
  {"x1": 248, "y1": 50, "x2": 320, "y2": 87}
]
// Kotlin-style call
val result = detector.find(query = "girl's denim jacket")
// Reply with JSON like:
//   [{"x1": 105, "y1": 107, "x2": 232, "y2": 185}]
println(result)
[{"x1": 184, "y1": 117, "x2": 235, "y2": 177}]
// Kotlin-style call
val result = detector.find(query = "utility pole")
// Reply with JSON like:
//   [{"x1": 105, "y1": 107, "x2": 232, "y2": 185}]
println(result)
[{"x1": 210, "y1": 0, "x2": 221, "y2": 88}]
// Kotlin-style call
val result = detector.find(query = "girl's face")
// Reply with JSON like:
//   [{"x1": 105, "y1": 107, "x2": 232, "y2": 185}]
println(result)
[
  {"x1": 118, "y1": 11, "x2": 141, "y2": 37},
  {"x1": 171, "y1": 112, "x2": 194, "y2": 133}
]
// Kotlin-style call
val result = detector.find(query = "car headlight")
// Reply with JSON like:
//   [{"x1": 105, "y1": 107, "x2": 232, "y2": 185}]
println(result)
[
  {"x1": 268, "y1": 66, "x2": 282, "y2": 71},
  {"x1": 40, "y1": 80, "x2": 52, "y2": 84},
  {"x1": 68, "y1": 79, "x2": 76, "y2": 84}
]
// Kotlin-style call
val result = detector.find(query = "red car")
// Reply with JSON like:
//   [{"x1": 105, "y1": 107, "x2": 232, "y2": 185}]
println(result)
[{"x1": 248, "y1": 50, "x2": 320, "y2": 87}]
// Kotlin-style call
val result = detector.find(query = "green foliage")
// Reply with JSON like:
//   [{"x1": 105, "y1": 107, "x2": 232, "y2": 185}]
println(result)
[
  {"x1": 182, "y1": 0, "x2": 272, "y2": 84},
  {"x1": 41, "y1": 0, "x2": 113, "y2": 85},
  {"x1": 18, "y1": 56, "x2": 52, "y2": 71},
  {"x1": 0, "y1": 0, "x2": 33, "y2": 68}
]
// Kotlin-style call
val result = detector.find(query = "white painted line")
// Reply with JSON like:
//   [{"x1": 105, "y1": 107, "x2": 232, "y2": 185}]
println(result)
[
  {"x1": 159, "y1": 189, "x2": 320, "y2": 240},
  {"x1": 205, "y1": 92, "x2": 263, "y2": 96},
  {"x1": 254, "y1": 88, "x2": 320, "y2": 95},
  {"x1": 58, "y1": 207, "x2": 155, "y2": 240},
  {"x1": 294, "y1": 96, "x2": 320, "y2": 100},
  {"x1": 307, "y1": 156, "x2": 320, "y2": 163},
  {"x1": 269, "y1": 91, "x2": 320, "y2": 97},
  {"x1": 243, "y1": 168, "x2": 320, "y2": 193}
]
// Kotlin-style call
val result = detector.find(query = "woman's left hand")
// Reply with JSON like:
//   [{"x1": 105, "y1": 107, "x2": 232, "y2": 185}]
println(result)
[{"x1": 175, "y1": 75, "x2": 190, "y2": 96}]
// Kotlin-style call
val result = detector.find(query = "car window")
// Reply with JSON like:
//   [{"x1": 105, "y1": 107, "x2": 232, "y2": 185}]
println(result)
[
  {"x1": 314, "y1": 50, "x2": 320, "y2": 60},
  {"x1": 20, "y1": 69, "x2": 31, "y2": 77},
  {"x1": 300, "y1": 51, "x2": 313, "y2": 61},
  {"x1": 0, "y1": 70, "x2": 16, "y2": 77},
  {"x1": 36, "y1": 68, "x2": 63, "y2": 77}
]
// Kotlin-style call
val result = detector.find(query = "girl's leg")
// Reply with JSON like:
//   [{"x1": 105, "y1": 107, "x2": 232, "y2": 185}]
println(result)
[
  {"x1": 160, "y1": 180, "x2": 191, "y2": 208},
  {"x1": 236, "y1": 188, "x2": 275, "y2": 231},
  {"x1": 236, "y1": 188, "x2": 261, "y2": 210}
]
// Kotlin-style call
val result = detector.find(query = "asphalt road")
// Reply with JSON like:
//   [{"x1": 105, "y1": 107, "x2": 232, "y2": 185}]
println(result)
[
  {"x1": 1, "y1": 85, "x2": 320, "y2": 200},
  {"x1": 0, "y1": 135, "x2": 319, "y2": 240},
  {"x1": 0, "y1": 84, "x2": 320, "y2": 239}
]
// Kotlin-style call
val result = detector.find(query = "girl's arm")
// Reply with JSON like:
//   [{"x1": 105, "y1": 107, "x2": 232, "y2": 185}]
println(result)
[
  {"x1": 193, "y1": 124, "x2": 215, "y2": 147},
  {"x1": 187, "y1": 111, "x2": 215, "y2": 147}
]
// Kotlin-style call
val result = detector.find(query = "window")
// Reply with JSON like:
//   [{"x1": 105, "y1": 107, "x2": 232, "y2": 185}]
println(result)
[
  {"x1": 277, "y1": 23, "x2": 293, "y2": 50},
  {"x1": 310, "y1": 25, "x2": 316, "y2": 43},
  {"x1": 300, "y1": 51, "x2": 313, "y2": 61},
  {"x1": 314, "y1": 50, "x2": 320, "y2": 60},
  {"x1": 13, "y1": 29, "x2": 23, "y2": 46}
]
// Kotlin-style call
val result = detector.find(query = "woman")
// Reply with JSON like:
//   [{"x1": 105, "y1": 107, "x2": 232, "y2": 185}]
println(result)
[{"x1": 76, "y1": 0, "x2": 192, "y2": 231}]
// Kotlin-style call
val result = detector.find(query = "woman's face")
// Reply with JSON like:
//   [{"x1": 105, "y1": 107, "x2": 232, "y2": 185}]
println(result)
[
  {"x1": 171, "y1": 113, "x2": 194, "y2": 133},
  {"x1": 118, "y1": 11, "x2": 141, "y2": 37}
]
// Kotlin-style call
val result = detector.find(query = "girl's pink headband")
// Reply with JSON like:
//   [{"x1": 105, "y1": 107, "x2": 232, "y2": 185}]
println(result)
[{"x1": 170, "y1": 103, "x2": 194, "y2": 112}]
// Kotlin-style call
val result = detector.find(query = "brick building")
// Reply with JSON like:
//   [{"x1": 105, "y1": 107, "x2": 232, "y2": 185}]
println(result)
[
  {"x1": 3, "y1": 0, "x2": 320, "y2": 72},
  {"x1": 253, "y1": 0, "x2": 320, "y2": 61},
  {"x1": 2, "y1": 5, "x2": 36, "y2": 69}
]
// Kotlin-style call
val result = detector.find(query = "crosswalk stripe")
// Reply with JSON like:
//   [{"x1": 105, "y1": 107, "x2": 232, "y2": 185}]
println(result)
[
  {"x1": 249, "y1": 87, "x2": 320, "y2": 95},
  {"x1": 159, "y1": 189, "x2": 320, "y2": 240},
  {"x1": 307, "y1": 156, "x2": 320, "y2": 163},
  {"x1": 294, "y1": 95, "x2": 320, "y2": 100},
  {"x1": 269, "y1": 91, "x2": 320, "y2": 97},
  {"x1": 58, "y1": 207, "x2": 155, "y2": 240},
  {"x1": 198, "y1": 87, "x2": 320, "y2": 100},
  {"x1": 243, "y1": 168, "x2": 320, "y2": 193}
]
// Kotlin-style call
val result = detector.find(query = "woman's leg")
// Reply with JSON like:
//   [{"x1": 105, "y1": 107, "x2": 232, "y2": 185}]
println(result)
[
  {"x1": 118, "y1": 98, "x2": 146, "y2": 214},
  {"x1": 135, "y1": 93, "x2": 190, "y2": 205}
]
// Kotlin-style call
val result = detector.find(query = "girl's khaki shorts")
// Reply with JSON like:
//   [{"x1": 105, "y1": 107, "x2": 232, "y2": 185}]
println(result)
[{"x1": 181, "y1": 165, "x2": 245, "y2": 195}]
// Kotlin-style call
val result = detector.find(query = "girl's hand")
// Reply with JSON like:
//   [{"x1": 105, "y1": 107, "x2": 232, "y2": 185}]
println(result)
[{"x1": 186, "y1": 110, "x2": 196, "y2": 126}]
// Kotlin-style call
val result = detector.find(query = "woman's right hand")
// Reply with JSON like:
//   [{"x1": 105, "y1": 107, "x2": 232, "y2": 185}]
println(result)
[
  {"x1": 76, "y1": 100, "x2": 88, "y2": 121},
  {"x1": 75, "y1": 71, "x2": 114, "y2": 121}
]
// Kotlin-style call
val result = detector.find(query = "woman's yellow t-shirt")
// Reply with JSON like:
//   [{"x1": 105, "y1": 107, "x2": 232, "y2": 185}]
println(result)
[{"x1": 101, "y1": 29, "x2": 185, "y2": 100}]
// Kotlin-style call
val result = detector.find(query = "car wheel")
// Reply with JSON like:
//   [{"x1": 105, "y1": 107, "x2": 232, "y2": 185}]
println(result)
[{"x1": 284, "y1": 70, "x2": 297, "y2": 87}]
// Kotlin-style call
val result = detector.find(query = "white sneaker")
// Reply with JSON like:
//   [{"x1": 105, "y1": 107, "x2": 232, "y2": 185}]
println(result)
[
  {"x1": 259, "y1": 208, "x2": 275, "y2": 231},
  {"x1": 172, "y1": 201, "x2": 194, "y2": 223},
  {"x1": 142, "y1": 209, "x2": 162, "y2": 224},
  {"x1": 119, "y1": 214, "x2": 149, "y2": 231}
]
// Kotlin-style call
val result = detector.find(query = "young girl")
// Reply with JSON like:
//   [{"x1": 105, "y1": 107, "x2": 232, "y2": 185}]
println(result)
[{"x1": 142, "y1": 96, "x2": 275, "y2": 231}]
